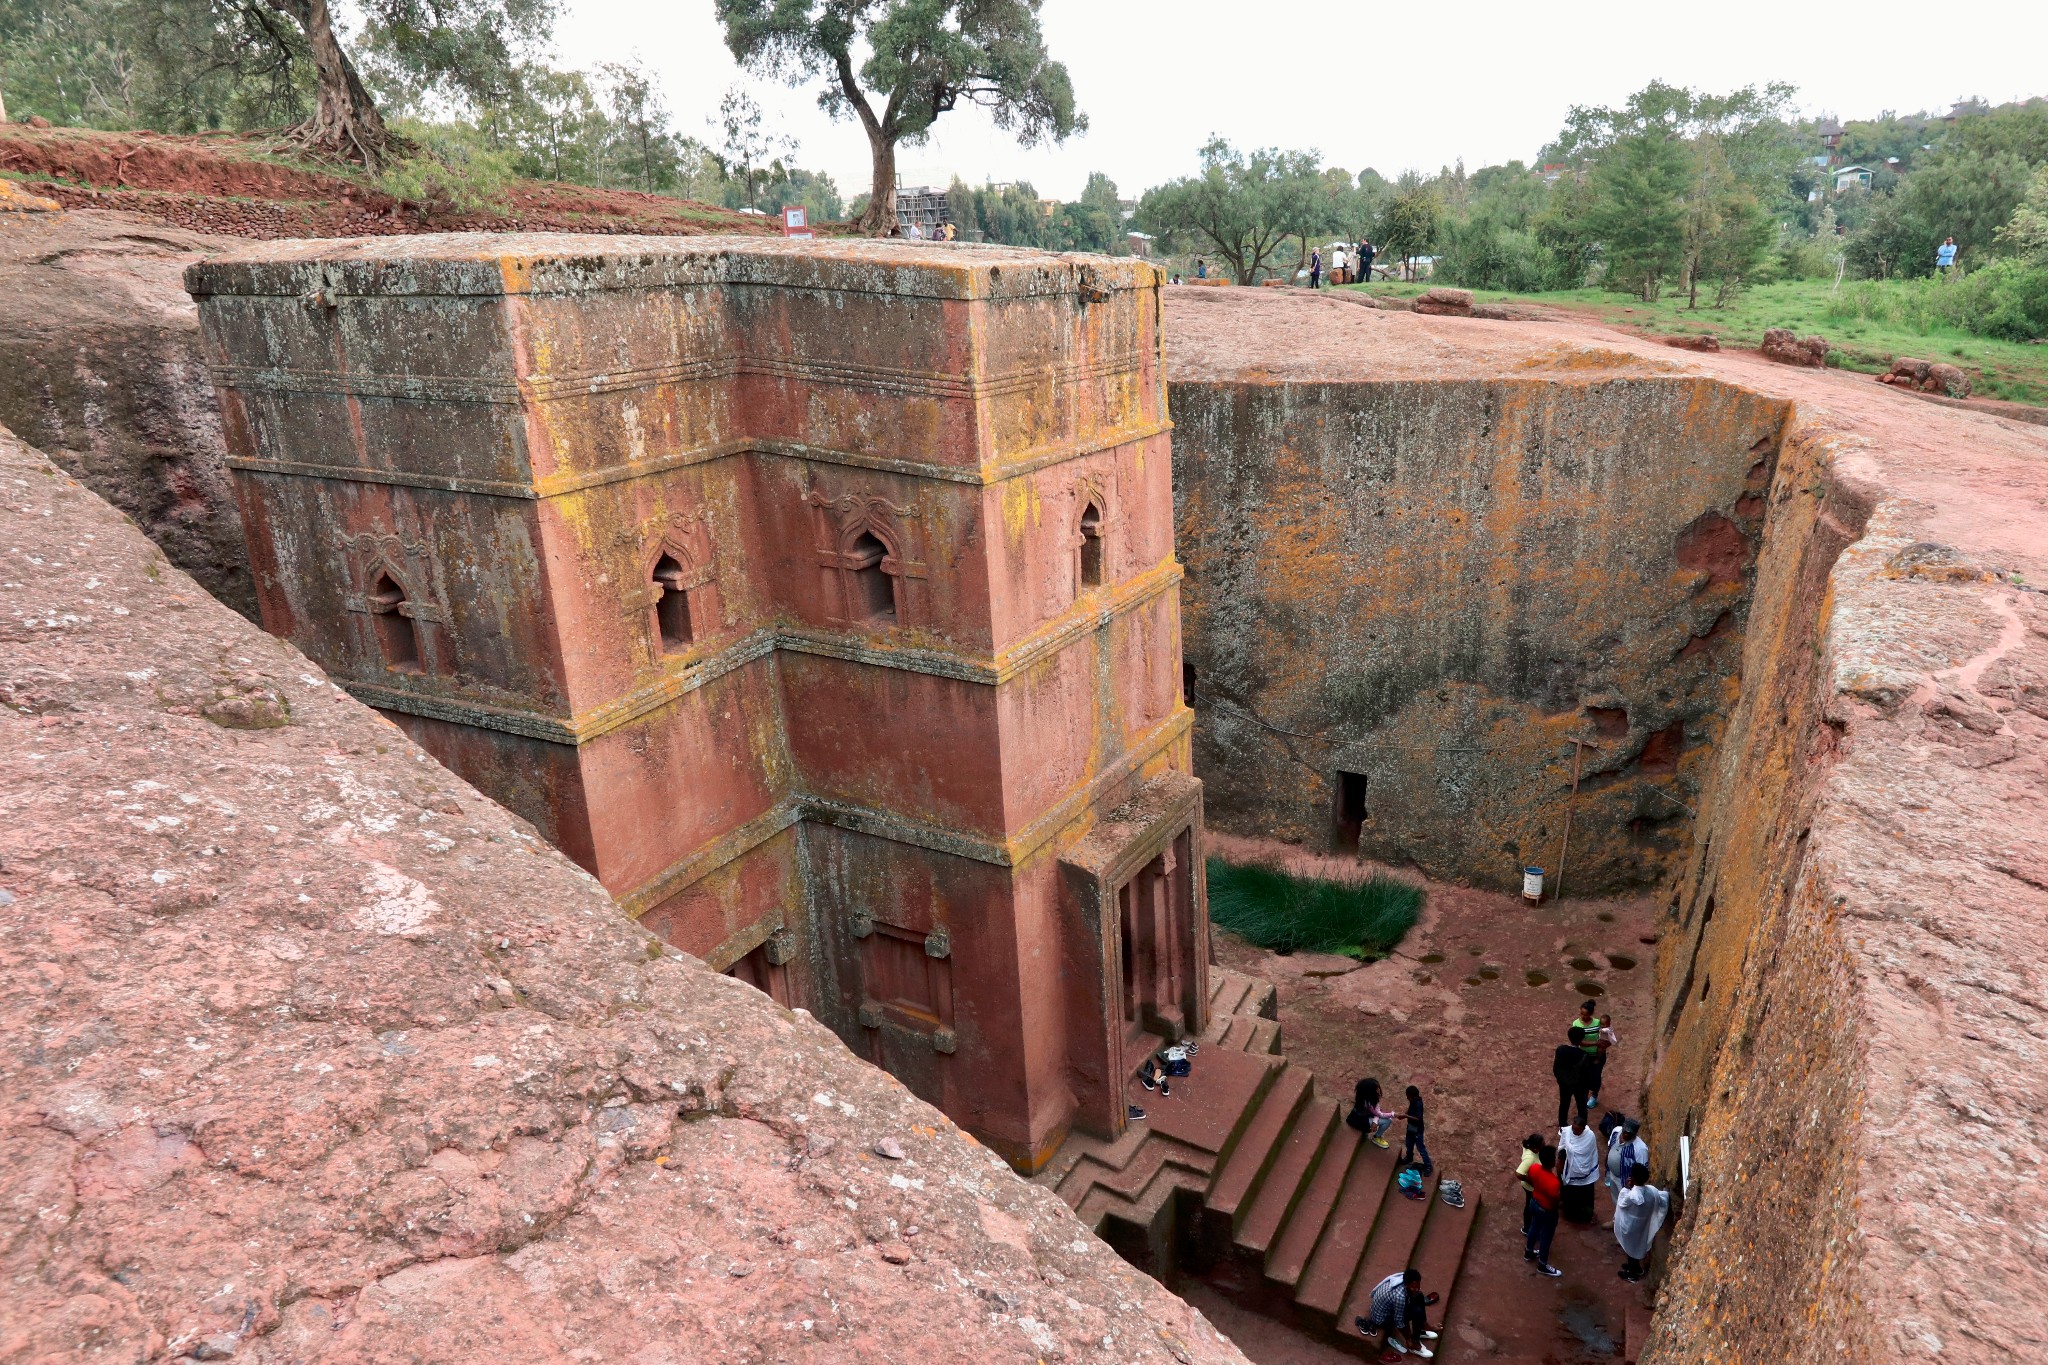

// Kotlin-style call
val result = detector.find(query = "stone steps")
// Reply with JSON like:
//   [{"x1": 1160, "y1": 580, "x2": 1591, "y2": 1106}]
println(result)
[{"x1": 1048, "y1": 970, "x2": 1481, "y2": 1352}]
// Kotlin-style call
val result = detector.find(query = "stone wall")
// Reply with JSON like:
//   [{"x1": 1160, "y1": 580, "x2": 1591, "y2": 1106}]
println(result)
[
  {"x1": 0, "y1": 422, "x2": 1250, "y2": 1365},
  {"x1": 1643, "y1": 403, "x2": 2048, "y2": 1363},
  {"x1": 1168, "y1": 360, "x2": 1781, "y2": 893}
]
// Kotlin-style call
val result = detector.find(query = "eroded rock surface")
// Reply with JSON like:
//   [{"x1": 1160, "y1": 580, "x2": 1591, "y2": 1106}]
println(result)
[
  {"x1": 0, "y1": 210, "x2": 249, "y2": 618},
  {"x1": 0, "y1": 424, "x2": 1248, "y2": 1365}
]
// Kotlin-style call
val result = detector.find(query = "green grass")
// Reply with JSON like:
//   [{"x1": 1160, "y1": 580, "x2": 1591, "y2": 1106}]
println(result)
[
  {"x1": 1337, "y1": 278, "x2": 2048, "y2": 404},
  {"x1": 1206, "y1": 857, "x2": 1423, "y2": 959}
]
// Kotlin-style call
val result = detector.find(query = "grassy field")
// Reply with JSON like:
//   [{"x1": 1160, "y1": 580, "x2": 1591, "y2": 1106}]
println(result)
[
  {"x1": 1342, "y1": 278, "x2": 2048, "y2": 404},
  {"x1": 1205, "y1": 858, "x2": 1423, "y2": 960}
]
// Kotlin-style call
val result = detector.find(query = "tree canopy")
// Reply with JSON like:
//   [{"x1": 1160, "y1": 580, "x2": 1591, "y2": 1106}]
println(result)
[
  {"x1": 715, "y1": 0, "x2": 1083, "y2": 234},
  {"x1": 1135, "y1": 139, "x2": 1338, "y2": 284}
]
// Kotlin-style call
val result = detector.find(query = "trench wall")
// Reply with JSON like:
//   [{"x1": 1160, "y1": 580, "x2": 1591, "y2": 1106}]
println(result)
[
  {"x1": 1637, "y1": 413, "x2": 1880, "y2": 1361},
  {"x1": 1169, "y1": 375, "x2": 1785, "y2": 893}
]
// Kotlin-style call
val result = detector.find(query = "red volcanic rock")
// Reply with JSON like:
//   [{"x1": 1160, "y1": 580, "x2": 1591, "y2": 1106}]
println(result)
[
  {"x1": 1662, "y1": 333, "x2": 1722, "y2": 352},
  {"x1": 1411, "y1": 287, "x2": 1474, "y2": 316},
  {"x1": 1879, "y1": 356, "x2": 1972, "y2": 397},
  {"x1": 0, "y1": 424, "x2": 1250, "y2": 1365},
  {"x1": 1760, "y1": 326, "x2": 1829, "y2": 367}
]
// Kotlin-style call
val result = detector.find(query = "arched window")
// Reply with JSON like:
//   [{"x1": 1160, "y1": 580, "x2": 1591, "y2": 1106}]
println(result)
[
  {"x1": 367, "y1": 571, "x2": 421, "y2": 673},
  {"x1": 652, "y1": 553, "x2": 694, "y2": 651},
  {"x1": 1078, "y1": 502, "x2": 1105, "y2": 590},
  {"x1": 847, "y1": 531, "x2": 897, "y2": 625}
]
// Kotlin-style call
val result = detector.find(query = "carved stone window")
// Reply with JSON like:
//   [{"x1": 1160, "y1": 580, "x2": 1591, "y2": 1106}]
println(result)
[
  {"x1": 1078, "y1": 502, "x2": 1105, "y2": 590},
  {"x1": 860, "y1": 922, "x2": 954, "y2": 1050},
  {"x1": 847, "y1": 531, "x2": 898, "y2": 625},
  {"x1": 367, "y1": 571, "x2": 422, "y2": 673},
  {"x1": 652, "y1": 553, "x2": 695, "y2": 651}
]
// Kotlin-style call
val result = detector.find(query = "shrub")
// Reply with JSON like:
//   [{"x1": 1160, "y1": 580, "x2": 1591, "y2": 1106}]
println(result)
[
  {"x1": 1821, "y1": 263, "x2": 2048, "y2": 341},
  {"x1": 1205, "y1": 858, "x2": 1422, "y2": 959}
]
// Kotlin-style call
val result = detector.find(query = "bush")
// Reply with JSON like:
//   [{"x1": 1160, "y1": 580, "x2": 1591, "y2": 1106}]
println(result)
[
  {"x1": 1205, "y1": 858, "x2": 1422, "y2": 959},
  {"x1": 1821, "y1": 261, "x2": 2048, "y2": 341}
]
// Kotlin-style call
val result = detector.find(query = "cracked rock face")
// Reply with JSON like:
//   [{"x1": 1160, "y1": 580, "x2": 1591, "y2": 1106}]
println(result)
[{"x1": 0, "y1": 423, "x2": 1249, "y2": 1364}]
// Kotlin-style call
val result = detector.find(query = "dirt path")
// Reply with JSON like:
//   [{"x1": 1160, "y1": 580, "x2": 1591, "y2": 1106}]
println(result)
[{"x1": 1203, "y1": 836, "x2": 1656, "y2": 1365}]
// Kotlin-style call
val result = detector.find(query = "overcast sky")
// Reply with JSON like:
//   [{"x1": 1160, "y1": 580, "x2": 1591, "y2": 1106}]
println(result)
[{"x1": 552, "y1": 0, "x2": 2048, "y2": 202}]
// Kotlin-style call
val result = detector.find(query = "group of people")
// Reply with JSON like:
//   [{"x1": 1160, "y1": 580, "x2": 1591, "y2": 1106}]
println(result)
[
  {"x1": 1344, "y1": 1079, "x2": 1444, "y2": 1357},
  {"x1": 1521, "y1": 1001, "x2": 1671, "y2": 1282},
  {"x1": 897, "y1": 219, "x2": 959, "y2": 241},
  {"x1": 1340, "y1": 999, "x2": 1673, "y2": 1361},
  {"x1": 1307, "y1": 240, "x2": 1378, "y2": 288}
]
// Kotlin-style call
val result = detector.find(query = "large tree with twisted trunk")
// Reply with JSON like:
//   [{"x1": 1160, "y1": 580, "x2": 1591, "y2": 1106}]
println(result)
[
  {"x1": 714, "y1": 0, "x2": 1084, "y2": 236},
  {"x1": 244, "y1": 0, "x2": 554, "y2": 169}
]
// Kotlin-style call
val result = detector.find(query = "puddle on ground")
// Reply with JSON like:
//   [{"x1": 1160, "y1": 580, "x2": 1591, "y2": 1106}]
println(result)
[
  {"x1": 1607, "y1": 954, "x2": 1637, "y2": 970},
  {"x1": 1420, "y1": 952, "x2": 1446, "y2": 964},
  {"x1": 1568, "y1": 957, "x2": 1598, "y2": 972},
  {"x1": 1477, "y1": 966, "x2": 1502, "y2": 981},
  {"x1": 1525, "y1": 970, "x2": 1550, "y2": 987},
  {"x1": 1575, "y1": 980, "x2": 1606, "y2": 997},
  {"x1": 1558, "y1": 1299, "x2": 1616, "y2": 1354}
]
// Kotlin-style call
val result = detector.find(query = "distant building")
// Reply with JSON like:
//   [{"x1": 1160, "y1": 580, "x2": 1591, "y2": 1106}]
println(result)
[
  {"x1": 1126, "y1": 230, "x2": 1155, "y2": 258},
  {"x1": 1833, "y1": 165, "x2": 1874, "y2": 194}
]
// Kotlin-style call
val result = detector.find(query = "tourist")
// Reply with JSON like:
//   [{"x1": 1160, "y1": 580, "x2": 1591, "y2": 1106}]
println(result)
[
  {"x1": 1613, "y1": 1166, "x2": 1670, "y2": 1282},
  {"x1": 1557, "y1": 1113, "x2": 1601, "y2": 1224},
  {"x1": 1516, "y1": 1133, "x2": 1545, "y2": 1237},
  {"x1": 1359, "y1": 239, "x2": 1377, "y2": 283},
  {"x1": 1400, "y1": 1084, "x2": 1433, "y2": 1175},
  {"x1": 1574, "y1": 1000, "x2": 1608, "y2": 1107},
  {"x1": 1554, "y1": 1026, "x2": 1590, "y2": 1126},
  {"x1": 1522, "y1": 1143, "x2": 1563, "y2": 1277},
  {"x1": 1196, "y1": 258, "x2": 1209, "y2": 279},
  {"x1": 1309, "y1": 248, "x2": 1323, "y2": 289},
  {"x1": 1353, "y1": 1268, "x2": 1438, "y2": 1359},
  {"x1": 1936, "y1": 236, "x2": 1959, "y2": 278},
  {"x1": 1347, "y1": 1076, "x2": 1398, "y2": 1148},
  {"x1": 1333, "y1": 244, "x2": 1349, "y2": 285},
  {"x1": 1606, "y1": 1117, "x2": 1648, "y2": 1202}
]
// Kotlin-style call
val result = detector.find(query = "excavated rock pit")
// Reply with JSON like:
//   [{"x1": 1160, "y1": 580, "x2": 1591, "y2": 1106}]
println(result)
[{"x1": 1165, "y1": 286, "x2": 2048, "y2": 1364}]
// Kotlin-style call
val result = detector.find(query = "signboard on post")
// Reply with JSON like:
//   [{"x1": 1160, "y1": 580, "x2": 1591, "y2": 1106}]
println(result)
[{"x1": 782, "y1": 206, "x2": 813, "y2": 239}]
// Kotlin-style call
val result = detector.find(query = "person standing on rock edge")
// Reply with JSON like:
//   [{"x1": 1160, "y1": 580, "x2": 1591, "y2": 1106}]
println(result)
[
  {"x1": 1554, "y1": 1026, "x2": 1591, "y2": 1126},
  {"x1": 1574, "y1": 1000, "x2": 1608, "y2": 1107},
  {"x1": 1400, "y1": 1084, "x2": 1433, "y2": 1175},
  {"x1": 1522, "y1": 1144, "x2": 1564, "y2": 1277},
  {"x1": 1557, "y1": 1112, "x2": 1601, "y2": 1224}
]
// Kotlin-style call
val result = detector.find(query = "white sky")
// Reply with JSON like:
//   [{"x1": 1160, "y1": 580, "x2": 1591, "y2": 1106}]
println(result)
[{"x1": 552, "y1": 0, "x2": 2048, "y2": 202}]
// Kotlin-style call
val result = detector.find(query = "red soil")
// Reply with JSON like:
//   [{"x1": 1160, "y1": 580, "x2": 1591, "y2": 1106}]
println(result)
[
  {"x1": 0, "y1": 125, "x2": 783, "y2": 240},
  {"x1": 1204, "y1": 832, "x2": 1655, "y2": 1365}
]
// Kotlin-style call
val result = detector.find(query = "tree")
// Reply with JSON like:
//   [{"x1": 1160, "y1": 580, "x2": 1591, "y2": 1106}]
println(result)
[
  {"x1": 1375, "y1": 177, "x2": 1441, "y2": 281},
  {"x1": 711, "y1": 85, "x2": 797, "y2": 210},
  {"x1": 1585, "y1": 127, "x2": 1690, "y2": 299},
  {"x1": 1135, "y1": 139, "x2": 1328, "y2": 284},
  {"x1": 715, "y1": 0, "x2": 1084, "y2": 235},
  {"x1": 597, "y1": 61, "x2": 682, "y2": 194},
  {"x1": 1995, "y1": 166, "x2": 2048, "y2": 265}
]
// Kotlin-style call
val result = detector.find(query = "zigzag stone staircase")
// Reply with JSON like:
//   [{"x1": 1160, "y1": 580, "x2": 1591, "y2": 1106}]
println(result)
[{"x1": 1036, "y1": 968, "x2": 1481, "y2": 1355}]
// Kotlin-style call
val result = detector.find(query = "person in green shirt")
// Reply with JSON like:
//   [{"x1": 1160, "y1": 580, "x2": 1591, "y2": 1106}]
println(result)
[{"x1": 1574, "y1": 1000, "x2": 1610, "y2": 1108}]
